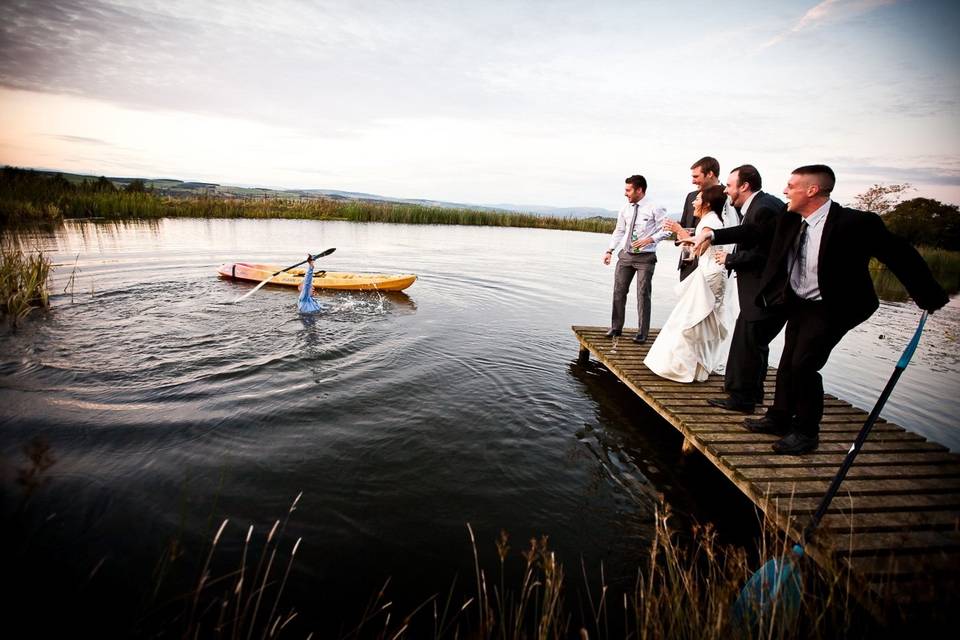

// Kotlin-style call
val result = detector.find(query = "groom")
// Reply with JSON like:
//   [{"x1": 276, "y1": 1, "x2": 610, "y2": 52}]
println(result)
[
  {"x1": 707, "y1": 165, "x2": 787, "y2": 414},
  {"x1": 691, "y1": 165, "x2": 947, "y2": 455}
]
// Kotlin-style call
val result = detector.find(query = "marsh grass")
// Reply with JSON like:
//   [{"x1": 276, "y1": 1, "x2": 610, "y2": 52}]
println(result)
[
  {"x1": 154, "y1": 496, "x2": 878, "y2": 640},
  {"x1": 1, "y1": 167, "x2": 615, "y2": 233},
  {"x1": 0, "y1": 246, "x2": 51, "y2": 329},
  {"x1": 870, "y1": 245, "x2": 960, "y2": 300}
]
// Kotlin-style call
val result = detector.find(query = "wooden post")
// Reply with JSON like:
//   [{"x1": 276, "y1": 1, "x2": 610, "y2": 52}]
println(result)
[
  {"x1": 681, "y1": 438, "x2": 696, "y2": 455},
  {"x1": 577, "y1": 347, "x2": 590, "y2": 365}
]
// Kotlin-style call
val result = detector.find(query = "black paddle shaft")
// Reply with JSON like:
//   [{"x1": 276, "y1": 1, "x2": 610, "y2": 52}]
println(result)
[
  {"x1": 270, "y1": 248, "x2": 336, "y2": 277},
  {"x1": 802, "y1": 366, "x2": 905, "y2": 540},
  {"x1": 803, "y1": 311, "x2": 928, "y2": 541}
]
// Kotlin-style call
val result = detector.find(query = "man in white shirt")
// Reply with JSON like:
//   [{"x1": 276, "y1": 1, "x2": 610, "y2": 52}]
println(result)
[{"x1": 602, "y1": 175, "x2": 670, "y2": 344}]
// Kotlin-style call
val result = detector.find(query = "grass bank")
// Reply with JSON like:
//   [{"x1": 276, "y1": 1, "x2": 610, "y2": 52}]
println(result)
[
  {"x1": 870, "y1": 245, "x2": 960, "y2": 299},
  {"x1": 1, "y1": 167, "x2": 615, "y2": 233}
]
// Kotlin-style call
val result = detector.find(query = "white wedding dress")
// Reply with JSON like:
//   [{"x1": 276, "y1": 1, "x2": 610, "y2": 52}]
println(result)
[{"x1": 644, "y1": 211, "x2": 739, "y2": 382}]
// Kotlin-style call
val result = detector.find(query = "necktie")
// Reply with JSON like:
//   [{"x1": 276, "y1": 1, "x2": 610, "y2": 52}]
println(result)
[
  {"x1": 627, "y1": 203, "x2": 640, "y2": 253},
  {"x1": 790, "y1": 221, "x2": 808, "y2": 293}
]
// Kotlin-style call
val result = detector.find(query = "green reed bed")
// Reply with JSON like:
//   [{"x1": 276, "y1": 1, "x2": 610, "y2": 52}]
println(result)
[
  {"x1": 0, "y1": 246, "x2": 51, "y2": 329},
  {"x1": 1, "y1": 167, "x2": 615, "y2": 233},
  {"x1": 870, "y1": 246, "x2": 960, "y2": 300}
]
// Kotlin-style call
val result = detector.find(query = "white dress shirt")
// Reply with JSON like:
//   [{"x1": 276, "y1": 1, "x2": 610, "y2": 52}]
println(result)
[
  {"x1": 607, "y1": 196, "x2": 670, "y2": 254},
  {"x1": 739, "y1": 192, "x2": 758, "y2": 221},
  {"x1": 788, "y1": 199, "x2": 831, "y2": 300}
]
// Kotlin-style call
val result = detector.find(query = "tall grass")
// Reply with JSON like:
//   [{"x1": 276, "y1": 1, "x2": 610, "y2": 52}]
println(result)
[
  {"x1": 0, "y1": 246, "x2": 51, "y2": 329},
  {"x1": 870, "y1": 245, "x2": 960, "y2": 300},
  {"x1": 156, "y1": 499, "x2": 878, "y2": 639}
]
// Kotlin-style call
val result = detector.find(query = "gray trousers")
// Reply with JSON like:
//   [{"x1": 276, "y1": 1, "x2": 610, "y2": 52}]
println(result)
[{"x1": 611, "y1": 250, "x2": 657, "y2": 339}]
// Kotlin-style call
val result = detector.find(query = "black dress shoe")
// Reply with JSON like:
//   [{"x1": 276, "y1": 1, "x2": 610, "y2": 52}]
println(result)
[
  {"x1": 744, "y1": 415, "x2": 789, "y2": 435},
  {"x1": 605, "y1": 329, "x2": 622, "y2": 338},
  {"x1": 771, "y1": 432, "x2": 819, "y2": 455},
  {"x1": 632, "y1": 334, "x2": 647, "y2": 344},
  {"x1": 707, "y1": 397, "x2": 755, "y2": 414}
]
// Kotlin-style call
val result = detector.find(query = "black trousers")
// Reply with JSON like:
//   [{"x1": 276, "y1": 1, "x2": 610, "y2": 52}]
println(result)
[
  {"x1": 766, "y1": 298, "x2": 848, "y2": 437},
  {"x1": 724, "y1": 312, "x2": 787, "y2": 405}
]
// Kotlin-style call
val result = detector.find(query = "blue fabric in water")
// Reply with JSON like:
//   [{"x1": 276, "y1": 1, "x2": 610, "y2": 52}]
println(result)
[
  {"x1": 298, "y1": 264, "x2": 324, "y2": 314},
  {"x1": 732, "y1": 544, "x2": 803, "y2": 632}
]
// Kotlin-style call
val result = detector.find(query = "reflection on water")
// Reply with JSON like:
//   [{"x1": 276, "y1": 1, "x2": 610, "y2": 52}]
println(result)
[{"x1": 1, "y1": 218, "x2": 958, "y2": 634}]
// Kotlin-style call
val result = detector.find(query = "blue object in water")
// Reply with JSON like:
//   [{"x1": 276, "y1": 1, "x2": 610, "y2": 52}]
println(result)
[
  {"x1": 298, "y1": 264, "x2": 324, "y2": 314},
  {"x1": 732, "y1": 544, "x2": 804, "y2": 631}
]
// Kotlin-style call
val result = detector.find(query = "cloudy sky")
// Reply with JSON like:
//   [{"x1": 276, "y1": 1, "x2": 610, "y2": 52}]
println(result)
[{"x1": 1, "y1": 0, "x2": 958, "y2": 210}]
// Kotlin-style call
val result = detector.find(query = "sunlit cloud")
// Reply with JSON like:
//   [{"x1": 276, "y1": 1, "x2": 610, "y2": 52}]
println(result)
[{"x1": 761, "y1": 0, "x2": 899, "y2": 49}]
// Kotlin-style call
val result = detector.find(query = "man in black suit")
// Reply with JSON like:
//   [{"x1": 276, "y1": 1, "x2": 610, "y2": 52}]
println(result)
[
  {"x1": 678, "y1": 156, "x2": 721, "y2": 281},
  {"x1": 691, "y1": 165, "x2": 948, "y2": 455},
  {"x1": 707, "y1": 165, "x2": 787, "y2": 414}
]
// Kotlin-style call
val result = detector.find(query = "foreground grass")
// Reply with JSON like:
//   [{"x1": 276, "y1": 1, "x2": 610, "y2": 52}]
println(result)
[
  {"x1": 143, "y1": 497, "x2": 876, "y2": 640},
  {"x1": 0, "y1": 246, "x2": 51, "y2": 329}
]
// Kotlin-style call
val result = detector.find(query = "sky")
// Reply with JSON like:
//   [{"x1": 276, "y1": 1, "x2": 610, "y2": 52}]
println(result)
[{"x1": 1, "y1": 0, "x2": 959, "y2": 211}]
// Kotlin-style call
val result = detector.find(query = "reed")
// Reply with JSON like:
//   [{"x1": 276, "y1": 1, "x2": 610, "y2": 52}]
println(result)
[
  {"x1": 147, "y1": 495, "x2": 877, "y2": 639},
  {"x1": 0, "y1": 246, "x2": 51, "y2": 329},
  {"x1": 1, "y1": 167, "x2": 615, "y2": 233},
  {"x1": 870, "y1": 245, "x2": 960, "y2": 300}
]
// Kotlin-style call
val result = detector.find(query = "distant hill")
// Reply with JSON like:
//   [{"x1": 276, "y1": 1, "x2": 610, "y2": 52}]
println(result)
[{"x1": 14, "y1": 167, "x2": 617, "y2": 220}]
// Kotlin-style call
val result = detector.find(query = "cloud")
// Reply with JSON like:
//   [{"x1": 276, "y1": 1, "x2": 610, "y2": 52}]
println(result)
[
  {"x1": 761, "y1": 0, "x2": 898, "y2": 49},
  {"x1": 48, "y1": 134, "x2": 113, "y2": 146},
  {"x1": 834, "y1": 159, "x2": 960, "y2": 186}
]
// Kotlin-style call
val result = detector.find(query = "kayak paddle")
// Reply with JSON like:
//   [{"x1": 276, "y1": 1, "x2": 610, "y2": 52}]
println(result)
[
  {"x1": 231, "y1": 248, "x2": 336, "y2": 304},
  {"x1": 732, "y1": 311, "x2": 930, "y2": 630}
]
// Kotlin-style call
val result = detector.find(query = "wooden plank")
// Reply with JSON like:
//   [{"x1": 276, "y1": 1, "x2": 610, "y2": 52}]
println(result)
[
  {"x1": 826, "y1": 530, "x2": 960, "y2": 555},
  {"x1": 737, "y1": 464, "x2": 960, "y2": 481},
  {"x1": 722, "y1": 453, "x2": 959, "y2": 468},
  {"x1": 752, "y1": 477, "x2": 960, "y2": 498},
  {"x1": 818, "y1": 510, "x2": 960, "y2": 533},
  {"x1": 753, "y1": 493, "x2": 960, "y2": 514},
  {"x1": 708, "y1": 441, "x2": 948, "y2": 455},
  {"x1": 695, "y1": 431, "x2": 925, "y2": 443}
]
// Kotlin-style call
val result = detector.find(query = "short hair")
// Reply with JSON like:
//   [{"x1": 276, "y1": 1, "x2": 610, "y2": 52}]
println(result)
[
  {"x1": 731, "y1": 164, "x2": 762, "y2": 192},
  {"x1": 701, "y1": 184, "x2": 727, "y2": 222},
  {"x1": 792, "y1": 164, "x2": 836, "y2": 196},
  {"x1": 691, "y1": 156, "x2": 720, "y2": 178},
  {"x1": 625, "y1": 174, "x2": 647, "y2": 193}
]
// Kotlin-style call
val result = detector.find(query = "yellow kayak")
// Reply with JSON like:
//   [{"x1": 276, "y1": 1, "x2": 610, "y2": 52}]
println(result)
[{"x1": 217, "y1": 262, "x2": 417, "y2": 291}]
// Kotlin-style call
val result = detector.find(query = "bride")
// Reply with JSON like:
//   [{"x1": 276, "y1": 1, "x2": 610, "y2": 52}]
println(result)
[{"x1": 644, "y1": 184, "x2": 738, "y2": 382}]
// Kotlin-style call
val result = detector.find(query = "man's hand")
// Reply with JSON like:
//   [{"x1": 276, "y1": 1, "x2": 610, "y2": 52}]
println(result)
[
  {"x1": 714, "y1": 249, "x2": 728, "y2": 265},
  {"x1": 630, "y1": 237, "x2": 653, "y2": 250},
  {"x1": 602, "y1": 251, "x2": 612, "y2": 265},
  {"x1": 691, "y1": 231, "x2": 713, "y2": 256}
]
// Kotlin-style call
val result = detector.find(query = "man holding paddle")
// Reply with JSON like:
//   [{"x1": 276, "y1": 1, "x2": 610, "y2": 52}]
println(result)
[{"x1": 689, "y1": 165, "x2": 947, "y2": 455}]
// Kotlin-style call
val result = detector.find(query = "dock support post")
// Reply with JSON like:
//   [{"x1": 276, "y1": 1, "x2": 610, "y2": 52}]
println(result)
[
  {"x1": 681, "y1": 438, "x2": 696, "y2": 455},
  {"x1": 577, "y1": 347, "x2": 590, "y2": 365}
]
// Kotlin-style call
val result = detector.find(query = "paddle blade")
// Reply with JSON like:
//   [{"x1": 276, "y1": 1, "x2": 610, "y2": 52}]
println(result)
[
  {"x1": 315, "y1": 247, "x2": 336, "y2": 258},
  {"x1": 732, "y1": 545, "x2": 803, "y2": 632},
  {"x1": 231, "y1": 277, "x2": 271, "y2": 304}
]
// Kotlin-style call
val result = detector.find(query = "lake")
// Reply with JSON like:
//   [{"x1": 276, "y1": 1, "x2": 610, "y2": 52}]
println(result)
[{"x1": 2, "y1": 218, "x2": 958, "y2": 635}]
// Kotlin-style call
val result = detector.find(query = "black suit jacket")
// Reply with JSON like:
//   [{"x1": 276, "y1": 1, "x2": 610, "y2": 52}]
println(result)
[
  {"x1": 722, "y1": 191, "x2": 785, "y2": 320},
  {"x1": 678, "y1": 190, "x2": 699, "y2": 280},
  {"x1": 712, "y1": 202, "x2": 948, "y2": 328}
]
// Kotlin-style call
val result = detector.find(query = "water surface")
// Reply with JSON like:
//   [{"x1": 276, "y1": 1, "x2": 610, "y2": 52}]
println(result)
[{"x1": 2, "y1": 218, "x2": 957, "y2": 634}]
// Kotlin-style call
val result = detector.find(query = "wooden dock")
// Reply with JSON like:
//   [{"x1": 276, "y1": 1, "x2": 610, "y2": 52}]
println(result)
[{"x1": 573, "y1": 325, "x2": 960, "y2": 623}]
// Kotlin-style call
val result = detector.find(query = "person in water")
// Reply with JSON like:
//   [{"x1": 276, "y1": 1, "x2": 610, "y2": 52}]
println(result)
[{"x1": 297, "y1": 254, "x2": 324, "y2": 313}]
